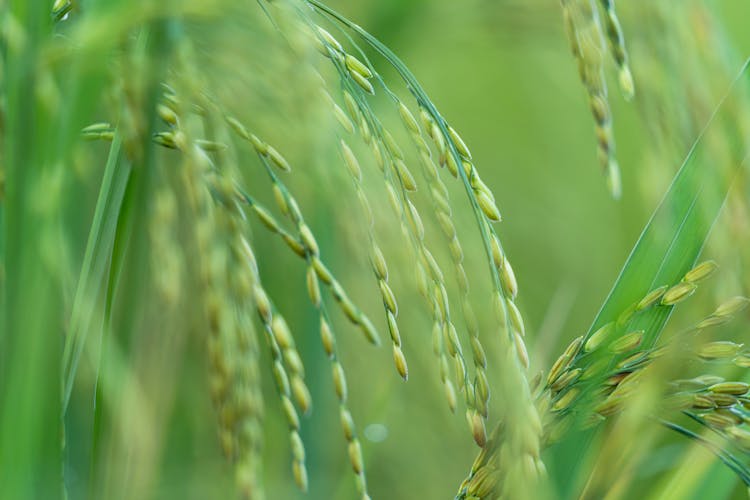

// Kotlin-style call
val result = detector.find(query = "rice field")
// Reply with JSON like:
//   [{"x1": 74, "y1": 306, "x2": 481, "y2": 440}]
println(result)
[{"x1": 2, "y1": 1, "x2": 750, "y2": 499}]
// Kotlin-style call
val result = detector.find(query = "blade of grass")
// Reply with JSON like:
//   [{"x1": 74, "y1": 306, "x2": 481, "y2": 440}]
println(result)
[{"x1": 62, "y1": 134, "x2": 130, "y2": 412}]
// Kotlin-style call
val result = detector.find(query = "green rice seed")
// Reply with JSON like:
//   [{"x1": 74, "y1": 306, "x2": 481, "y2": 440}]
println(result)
[
  {"x1": 734, "y1": 356, "x2": 750, "y2": 368},
  {"x1": 695, "y1": 315, "x2": 734, "y2": 329},
  {"x1": 340, "y1": 408, "x2": 355, "y2": 440},
  {"x1": 468, "y1": 410, "x2": 487, "y2": 447},
  {"x1": 683, "y1": 260, "x2": 719, "y2": 283},
  {"x1": 299, "y1": 224, "x2": 319, "y2": 256},
  {"x1": 82, "y1": 122, "x2": 113, "y2": 134},
  {"x1": 406, "y1": 200, "x2": 424, "y2": 241},
  {"x1": 271, "y1": 316, "x2": 294, "y2": 350},
  {"x1": 341, "y1": 140, "x2": 362, "y2": 181},
  {"x1": 500, "y1": 258, "x2": 518, "y2": 299},
  {"x1": 584, "y1": 322, "x2": 615, "y2": 352},
  {"x1": 332, "y1": 362, "x2": 347, "y2": 401},
  {"x1": 445, "y1": 381, "x2": 457, "y2": 412},
  {"x1": 350, "y1": 70, "x2": 375, "y2": 94},
  {"x1": 490, "y1": 235, "x2": 503, "y2": 270},
  {"x1": 709, "y1": 382, "x2": 749, "y2": 396},
  {"x1": 252, "y1": 205, "x2": 280, "y2": 233},
  {"x1": 348, "y1": 440, "x2": 364, "y2": 473},
  {"x1": 370, "y1": 246, "x2": 388, "y2": 281},
  {"x1": 515, "y1": 331, "x2": 530, "y2": 369},
  {"x1": 476, "y1": 190, "x2": 501, "y2": 222},
  {"x1": 320, "y1": 315, "x2": 336, "y2": 358},
  {"x1": 395, "y1": 159, "x2": 417, "y2": 191},
  {"x1": 507, "y1": 299, "x2": 524, "y2": 336},
  {"x1": 703, "y1": 412, "x2": 736, "y2": 429},
  {"x1": 550, "y1": 368, "x2": 582, "y2": 393},
  {"x1": 313, "y1": 257, "x2": 333, "y2": 285},
  {"x1": 546, "y1": 336, "x2": 583, "y2": 386},
  {"x1": 266, "y1": 145, "x2": 292, "y2": 172},
  {"x1": 306, "y1": 266, "x2": 321, "y2": 307},
  {"x1": 697, "y1": 341, "x2": 743, "y2": 360},
  {"x1": 492, "y1": 291, "x2": 507, "y2": 325},
  {"x1": 661, "y1": 282, "x2": 698, "y2": 305},
  {"x1": 393, "y1": 345, "x2": 408, "y2": 380},
  {"x1": 398, "y1": 102, "x2": 421, "y2": 135},
  {"x1": 378, "y1": 280, "x2": 398, "y2": 314},
  {"x1": 715, "y1": 296, "x2": 750, "y2": 317},
  {"x1": 691, "y1": 394, "x2": 717, "y2": 410},
  {"x1": 291, "y1": 377, "x2": 312, "y2": 415},
  {"x1": 281, "y1": 396, "x2": 300, "y2": 430},
  {"x1": 615, "y1": 303, "x2": 637, "y2": 328},
  {"x1": 552, "y1": 388, "x2": 580, "y2": 412},
  {"x1": 448, "y1": 125, "x2": 472, "y2": 159},
  {"x1": 253, "y1": 285, "x2": 272, "y2": 323},
  {"x1": 345, "y1": 54, "x2": 373, "y2": 79},
  {"x1": 292, "y1": 460, "x2": 308, "y2": 492},
  {"x1": 709, "y1": 393, "x2": 738, "y2": 408},
  {"x1": 273, "y1": 185, "x2": 289, "y2": 215},
  {"x1": 467, "y1": 466, "x2": 500, "y2": 498},
  {"x1": 317, "y1": 26, "x2": 343, "y2": 53},
  {"x1": 358, "y1": 316, "x2": 381, "y2": 346},
  {"x1": 385, "y1": 313, "x2": 400, "y2": 347},
  {"x1": 636, "y1": 285, "x2": 669, "y2": 311},
  {"x1": 609, "y1": 330, "x2": 644, "y2": 354}
]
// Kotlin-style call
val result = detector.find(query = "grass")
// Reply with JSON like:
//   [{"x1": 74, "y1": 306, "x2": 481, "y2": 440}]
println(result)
[{"x1": 2, "y1": 0, "x2": 750, "y2": 499}]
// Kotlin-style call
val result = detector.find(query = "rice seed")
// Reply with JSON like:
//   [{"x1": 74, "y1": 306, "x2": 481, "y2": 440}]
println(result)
[
  {"x1": 448, "y1": 125, "x2": 472, "y2": 159},
  {"x1": 320, "y1": 317, "x2": 336, "y2": 357},
  {"x1": 476, "y1": 190, "x2": 501, "y2": 222},
  {"x1": 609, "y1": 330, "x2": 644, "y2": 354},
  {"x1": 684, "y1": 260, "x2": 718, "y2": 283},
  {"x1": 350, "y1": 70, "x2": 375, "y2": 94},
  {"x1": 695, "y1": 315, "x2": 734, "y2": 330},
  {"x1": 398, "y1": 102, "x2": 421, "y2": 135},
  {"x1": 345, "y1": 54, "x2": 373, "y2": 79},
  {"x1": 697, "y1": 341, "x2": 743, "y2": 360},
  {"x1": 393, "y1": 345, "x2": 409, "y2": 380},
  {"x1": 661, "y1": 282, "x2": 698, "y2": 306},
  {"x1": 547, "y1": 336, "x2": 583, "y2": 386},
  {"x1": 552, "y1": 387, "x2": 580, "y2": 413},
  {"x1": 341, "y1": 140, "x2": 362, "y2": 181},
  {"x1": 468, "y1": 410, "x2": 487, "y2": 447},
  {"x1": 317, "y1": 26, "x2": 343, "y2": 53},
  {"x1": 507, "y1": 299, "x2": 525, "y2": 337},
  {"x1": 313, "y1": 257, "x2": 333, "y2": 285},
  {"x1": 395, "y1": 159, "x2": 417, "y2": 191},
  {"x1": 584, "y1": 322, "x2": 615, "y2": 352},
  {"x1": 709, "y1": 382, "x2": 749, "y2": 396},
  {"x1": 370, "y1": 245, "x2": 388, "y2": 281},
  {"x1": 714, "y1": 296, "x2": 750, "y2": 317},
  {"x1": 636, "y1": 285, "x2": 669, "y2": 311},
  {"x1": 703, "y1": 412, "x2": 736, "y2": 429},
  {"x1": 306, "y1": 266, "x2": 321, "y2": 307},
  {"x1": 332, "y1": 362, "x2": 348, "y2": 401},
  {"x1": 299, "y1": 224, "x2": 319, "y2": 256},
  {"x1": 515, "y1": 331, "x2": 530, "y2": 370},
  {"x1": 500, "y1": 258, "x2": 518, "y2": 299},
  {"x1": 264, "y1": 146, "x2": 291, "y2": 173},
  {"x1": 348, "y1": 439, "x2": 364, "y2": 474},
  {"x1": 550, "y1": 368, "x2": 582, "y2": 393},
  {"x1": 379, "y1": 280, "x2": 398, "y2": 314}
]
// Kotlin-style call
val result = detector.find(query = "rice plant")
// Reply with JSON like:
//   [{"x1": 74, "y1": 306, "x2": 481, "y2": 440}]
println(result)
[{"x1": 2, "y1": 0, "x2": 750, "y2": 499}]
